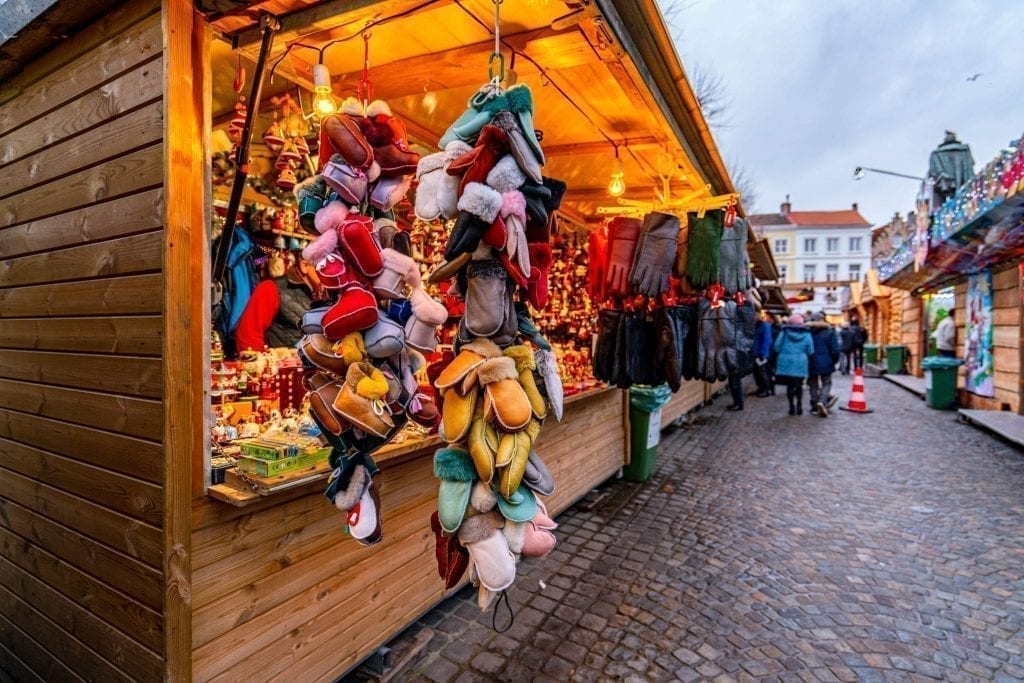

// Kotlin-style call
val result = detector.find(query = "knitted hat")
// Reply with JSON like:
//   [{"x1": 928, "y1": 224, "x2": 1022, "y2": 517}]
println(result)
[{"x1": 789, "y1": 313, "x2": 805, "y2": 325}]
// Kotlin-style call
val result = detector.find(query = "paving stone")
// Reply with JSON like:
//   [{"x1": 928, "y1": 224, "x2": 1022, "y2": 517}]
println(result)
[
  {"x1": 469, "y1": 651, "x2": 505, "y2": 676},
  {"x1": 396, "y1": 377, "x2": 1024, "y2": 683}
]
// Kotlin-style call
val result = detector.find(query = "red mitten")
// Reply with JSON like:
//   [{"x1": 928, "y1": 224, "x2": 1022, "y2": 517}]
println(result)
[
  {"x1": 447, "y1": 125, "x2": 509, "y2": 196},
  {"x1": 527, "y1": 242, "x2": 553, "y2": 310},
  {"x1": 337, "y1": 214, "x2": 384, "y2": 278},
  {"x1": 588, "y1": 228, "x2": 609, "y2": 301}
]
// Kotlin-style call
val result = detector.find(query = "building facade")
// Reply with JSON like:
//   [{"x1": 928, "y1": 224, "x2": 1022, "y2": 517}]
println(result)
[{"x1": 751, "y1": 198, "x2": 873, "y2": 316}]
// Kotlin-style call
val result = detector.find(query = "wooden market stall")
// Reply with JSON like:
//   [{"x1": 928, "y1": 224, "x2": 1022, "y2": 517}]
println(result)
[{"x1": 0, "y1": 0, "x2": 741, "y2": 679}]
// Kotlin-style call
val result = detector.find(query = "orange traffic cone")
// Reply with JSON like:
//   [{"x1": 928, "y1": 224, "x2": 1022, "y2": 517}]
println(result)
[{"x1": 839, "y1": 367, "x2": 873, "y2": 414}]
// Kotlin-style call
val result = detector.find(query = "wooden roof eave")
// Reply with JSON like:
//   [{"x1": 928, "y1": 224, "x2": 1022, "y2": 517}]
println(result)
[{"x1": 597, "y1": 0, "x2": 736, "y2": 205}]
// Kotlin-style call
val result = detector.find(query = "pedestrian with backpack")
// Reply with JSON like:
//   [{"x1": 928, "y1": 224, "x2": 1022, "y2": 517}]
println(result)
[{"x1": 849, "y1": 318, "x2": 868, "y2": 370}]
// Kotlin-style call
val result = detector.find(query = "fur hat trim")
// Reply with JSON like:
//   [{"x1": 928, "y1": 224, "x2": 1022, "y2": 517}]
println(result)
[
  {"x1": 457, "y1": 182, "x2": 503, "y2": 223},
  {"x1": 503, "y1": 344, "x2": 536, "y2": 373},
  {"x1": 434, "y1": 447, "x2": 477, "y2": 482},
  {"x1": 314, "y1": 201, "x2": 349, "y2": 235},
  {"x1": 471, "y1": 481, "x2": 498, "y2": 513},
  {"x1": 476, "y1": 356, "x2": 518, "y2": 385},
  {"x1": 332, "y1": 463, "x2": 370, "y2": 511},
  {"x1": 500, "y1": 190, "x2": 526, "y2": 222},
  {"x1": 486, "y1": 155, "x2": 526, "y2": 193}
]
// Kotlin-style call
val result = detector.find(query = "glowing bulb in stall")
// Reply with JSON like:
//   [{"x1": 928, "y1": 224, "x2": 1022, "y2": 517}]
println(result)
[
  {"x1": 608, "y1": 155, "x2": 626, "y2": 197},
  {"x1": 312, "y1": 63, "x2": 337, "y2": 117}
]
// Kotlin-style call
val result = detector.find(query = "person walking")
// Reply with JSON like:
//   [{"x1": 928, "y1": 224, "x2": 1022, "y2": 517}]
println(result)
[
  {"x1": 849, "y1": 318, "x2": 867, "y2": 369},
  {"x1": 806, "y1": 312, "x2": 841, "y2": 416},
  {"x1": 839, "y1": 323, "x2": 853, "y2": 375},
  {"x1": 932, "y1": 309, "x2": 957, "y2": 358},
  {"x1": 773, "y1": 312, "x2": 814, "y2": 416},
  {"x1": 753, "y1": 311, "x2": 774, "y2": 397}
]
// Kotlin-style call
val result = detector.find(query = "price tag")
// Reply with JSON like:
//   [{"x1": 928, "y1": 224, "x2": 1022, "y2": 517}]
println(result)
[{"x1": 646, "y1": 408, "x2": 662, "y2": 449}]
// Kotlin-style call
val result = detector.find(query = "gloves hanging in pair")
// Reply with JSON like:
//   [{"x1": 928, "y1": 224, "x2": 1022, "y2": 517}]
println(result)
[
  {"x1": 696, "y1": 298, "x2": 738, "y2": 382},
  {"x1": 718, "y1": 216, "x2": 750, "y2": 293},
  {"x1": 629, "y1": 212, "x2": 680, "y2": 298},
  {"x1": 686, "y1": 211, "x2": 724, "y2": 289},
  {"x1": 655, "y1": 305, "x2": 694, "y2": 392}
]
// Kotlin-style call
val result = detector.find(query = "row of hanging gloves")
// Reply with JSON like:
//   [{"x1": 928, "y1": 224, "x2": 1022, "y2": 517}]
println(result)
[
  {"x1": 290, "y1": 97, "x2": 453, "y2": 547},
  {"x1": 586, "y1": 208, "x2": 762, "y2": 389},
  {"x1": 417, "y1": 82, "x2": 569, "y2": 611}
]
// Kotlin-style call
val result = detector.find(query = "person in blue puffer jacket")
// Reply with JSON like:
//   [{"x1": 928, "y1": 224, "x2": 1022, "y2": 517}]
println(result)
[
  {"x1": 753, "y1": 312, "x2": 774, "y2": 397},
  {"x1": 772, "y1": 312, "x2": 815, "y2": 415}
]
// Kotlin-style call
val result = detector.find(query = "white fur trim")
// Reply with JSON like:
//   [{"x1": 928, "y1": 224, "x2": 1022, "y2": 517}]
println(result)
[
  {"x1": 486, "y1": 155, "x2": 526, "y2": 193},
  {"x1": 340, "y1": 97, "x2": 363, "y2": 116},
  {"x1": 457, "y1": 182, "x2": 503, "y2": 223},
  {"x1": 471, "y1": 481, "x2": 498, "y2": 513},
  {"x1": 416, "y1": 152, "x2": 445, "y2": 178},
  {"x1": 365, "y1": 99, "x2": 392, "y2": 117},
  {"x1": 443, "y1": 140, "x2": 473, "y2": 164}
]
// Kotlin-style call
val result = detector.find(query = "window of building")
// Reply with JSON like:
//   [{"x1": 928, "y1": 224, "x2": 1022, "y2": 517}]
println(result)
[
  {"x1": 849, "y1": 236, "x2": 863, "y2": 253},
  {"x1": 803, "y1": 264, "x2": 816, "y2": 282},
  {"x1": 804, "y1": 237, "x2": 817, "y2": 254},
  {"x1": 778, "y1": 264, "x2": 787, "y2": 283},
  {"x1": 849, "y1": 263, "x2": 861, "y2": 281},
  {"x1": 826, "y1": 264, "x2": 839, "y2": 281},
  {"x1": 827, "y1": 237, "x2": 840, "y2": 253},
  {"x1": 773, "y1": 238, "x2": 789, "y2": 255}
]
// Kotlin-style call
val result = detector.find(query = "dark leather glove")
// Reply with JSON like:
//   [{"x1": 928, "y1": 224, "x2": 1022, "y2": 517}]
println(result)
[
  {"x1": 697, "y1": 299, "x2": 737, "y2": 382},
  {"x1": 444, "y1": 182, "x2": 503, "y2": 261},
  {"x1": 624, "y1": 311, "x2": 659, "y2": 386},
  {"x1": 718, "y1": 217, "x2": 750, "y2": 293},
  {"x1": 593, "y1": 309, "x2": 623, "y2": 383},
  {"x1": 629, "y1": 211, "x2": 680, "y2": 297},
  {"x1": 734, "y1": 301, "x2": 757, "y2": 376},
  {"x1": 605, "y1": 217, "x2": 642, "y2": 297},
  {"x1": 657, "y1": 305, "x2": 692, "y2": 392}
]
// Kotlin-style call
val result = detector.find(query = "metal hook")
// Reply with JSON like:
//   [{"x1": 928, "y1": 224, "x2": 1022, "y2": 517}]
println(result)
[{"x1": 488, "y1": 52, "x2": 506, "y2": 84}]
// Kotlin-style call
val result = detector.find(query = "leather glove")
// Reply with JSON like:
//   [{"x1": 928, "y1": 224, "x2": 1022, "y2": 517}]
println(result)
[
  {"x1": 592, "y1": 308, "x2": 623, "y2": 383},
  {"x1": 697, "y1": 299, "x2": 737, "y2": 382},
  {"x1": 629, "y1": 211, "x2": 680, "y2": 297},
  {"x1": 604, "y1": 217, "x2": 642, "y2": 297},
  {"x1": 686, "y1": 211, "x2": 724, "y2": 289},
  {"x1": 588, "y1": 228, "x2": 609, "y2": 301},
  {"x1": 680, "y1": 303, "x2": 700, "y2": 381},
  {"x1": 734, "y1": 301, "x2": 757, "y2": 376},
  {"x1": 718, "y1": 216, "x2": 750, "y2": 293},
  {"x1": 656, "y1": 305, "x2": 692, "y2": 392},
  {"x1": 624, "y1": 311, "x2": 660, "y2": 386}
]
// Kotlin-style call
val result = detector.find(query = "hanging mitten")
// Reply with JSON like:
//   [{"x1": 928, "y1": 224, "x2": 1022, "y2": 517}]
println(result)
[
  {"x1": 504, "y1": 345, "x2": 547, "y2": 420},
  {"x1": 468, "y1": 404, "x2": 501, "y2": 483},
  {"x1": 520, "y1": 498, "x2": 557, "y2": 557},
  {"x1": 523, "y1": 450, "x2": 555, "y2": 497},
  {"x1": 439, "y1": 140, "x2": 472, "y2": 220},
  {"x1": 497, "y1": 420, "x2": 541, "y2": 498},
  {"x1": 459, "y1": 510, "x2": 516, "y2": 610},
  {"x1": 629, "y1": 211, "x2": 680, "y2": 297},
  {"x1": 445, "y1": 182, "x2": 504, "y2": 261},
  {"x1": 434, "y1": 446, "x2": 476, "y2": 533},
  {"x1": 588, "y1": 228, "x2": 609, "y2": 301},
  {"x1": 414, "y1": 152, "x2": 446, "y2": 221},
  {"x1": 431, "y1": 511, "x2": 470, "y2": 589},
  {"x1": 605, "y1": 216, "x2": 642, "y2": 297},
  {"x1": 486, "y1": 154, "x2": 527, "y2": 194},
  {"x1": 500, "y1": 190, "x2": 529, "y2": 277},
  {"x1": 718, "y1": 216, "x2": 750, "y2": 293},
  {"x1": 526, "y1": 242, "x2": 552, "y2": 310},
  {"x1": 656, "y1": 305, "x2": 692, "y2": 393},
  {"x1": 478, "y1": 356, "x2": 532, "y2": 432},
  {"x1": 490, "y1": 109, "x2": 542, "y2": 183},
  {"x1": 686, "y1": 211, "x2": 725, "y2": 289},
  {"x1": 534, "y1": 348, "x2": 564, "y2": 421},
  {"x1": 447, "y1": 124, "x2": 510, "y2": 196}
]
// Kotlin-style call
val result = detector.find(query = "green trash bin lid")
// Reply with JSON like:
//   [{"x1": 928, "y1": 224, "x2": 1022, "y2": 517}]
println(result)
[
  {"x1": 864, "y1": 343, "x2": 880, "y2": 349},
  {"x1": 629, "y1": 384, "x2": 672, "y2": 412},
  {"x1": 921, "y1": 356, "x2": 963, "y2": 369}
]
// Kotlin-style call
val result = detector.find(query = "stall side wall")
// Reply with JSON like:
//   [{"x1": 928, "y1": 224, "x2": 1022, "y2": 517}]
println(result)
[
  {"x1": 954, "y1": 267, "x2": 1020, "y2": 412},
  {"x1": 900, "y1": 292, "x2": 923, "y2": 377},
  {"x1": 0, "y1": 3, "x2": 166, "y2": 680},
  {"x1": 188, "y1": 389, "x2": 625, "y2": 682}
]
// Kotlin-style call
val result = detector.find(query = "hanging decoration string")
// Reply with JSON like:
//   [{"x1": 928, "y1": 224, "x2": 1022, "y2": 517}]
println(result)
[{"x1": 357, "y1": 32, "x2": 374, "y2": 108}]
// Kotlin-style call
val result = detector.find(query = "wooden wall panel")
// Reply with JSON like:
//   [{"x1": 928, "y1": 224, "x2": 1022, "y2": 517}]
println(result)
[
  {"x1": 0, "y1": 0, "x2": 166, "y2": 677},
  {"x1": 191, "y1": 390, "x2": 626, "y2": 681},
  {"x1": 954, "y1": 267, "x2": 1020, "y2": 411},
  {"x1": 663, "y1": 380, "x2": 707, "y2": 426}
]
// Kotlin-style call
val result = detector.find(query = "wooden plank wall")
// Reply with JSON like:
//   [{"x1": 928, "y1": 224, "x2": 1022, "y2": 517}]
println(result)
[
  {"x1": 0, "y1": 2, "x2": 166, "y2": 680},
  {"x1": 954, "y1": 267, "x2": 1020, "y2": 412},
  {"x1": 900, "y1": 291, "x2": 923, "y2": 377},
  {"x1": 189, "y1": 389, "x2": 625, "y2": 682},
  {"x1": 661, "y1": 380, "x2": 708, "y2": 427}
]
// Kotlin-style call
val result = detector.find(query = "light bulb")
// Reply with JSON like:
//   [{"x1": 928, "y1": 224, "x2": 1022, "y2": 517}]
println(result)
[
  {"x1": 312, "y1": 63, "x2": 336, "y2": 117},
  {"x1": 608, "y1": 172, "x2": 626, "y2": 197}
]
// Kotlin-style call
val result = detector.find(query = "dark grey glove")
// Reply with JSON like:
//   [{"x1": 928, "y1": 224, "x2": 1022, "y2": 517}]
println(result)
[
  {"x1": 624, "y1": 311, "x2": 659, "y2": 386},
  {"x1": 734, "y1": 301, "x2": 757, "y2": 376},
  {"x1": 718, "y1": 217, "x2": 750, "y2": 293},
  {"x1": 593, "y1": 309, "x2": 623, "y2": 383},
  {"x1": 697, "y1": 299, "x2": 738, "y2": 382},
  {"x1": 656, "y1": 305, "x2": 692, "y2": 392},
  {"x1": 629, "y1": 211, "x2": 680, "y2": 297}
]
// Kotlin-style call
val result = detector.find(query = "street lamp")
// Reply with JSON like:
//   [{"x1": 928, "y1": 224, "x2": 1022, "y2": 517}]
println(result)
[{"x1": 853, "y1": 166, "x2": 924, "y2": 181}]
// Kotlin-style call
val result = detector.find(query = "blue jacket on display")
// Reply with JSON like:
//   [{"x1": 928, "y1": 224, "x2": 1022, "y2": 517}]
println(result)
[
  {"x1": 773, "y1": 325, "x2": 814, "y2": 379},
  {"x1": 806, "y1": 320, "x2": 841, "y2": 376}
]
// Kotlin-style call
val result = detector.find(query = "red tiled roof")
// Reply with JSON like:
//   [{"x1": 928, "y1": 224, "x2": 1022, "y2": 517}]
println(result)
[{"x1": 785, "y1": 210, "x2": 870, "y2": 226}]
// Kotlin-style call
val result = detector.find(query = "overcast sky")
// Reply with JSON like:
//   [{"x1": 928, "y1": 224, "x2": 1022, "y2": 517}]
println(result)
[{"x1": 667, "y1": 0, "x2": 1024, "y2": 226}]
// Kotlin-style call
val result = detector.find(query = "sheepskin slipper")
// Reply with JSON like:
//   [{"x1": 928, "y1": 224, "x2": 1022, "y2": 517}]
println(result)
[
  {"x1": 304, "y1": 371, "x2": 349, "y2": 436},
  {"x1": 298, "y1": 333, "x2": 350, "y2": 376},
  {"x1": 295, "y1": 175, "x2": 329, "y2": 233},
  {"x1": 332, "y1": 362, "x2": 395, "y2": 439},
  {"x1": 478, "y1": 356, "x2": 532, "y2": 432},
  {"x1": 373, "y1": 248, "x2": 417, "y2": 300},
  {"x1": 338, "y1": 214, "x2": 384, "y2": 278},
  {"x1": 320, "y1": 112, "x2": 373, "y2": 170},
  {"x1": 321, "y1": 285, "x2": 378, "y2": 341},
  {"x1": 369, "y1": 173, "x2": 412, "y2": 212},
  {"x1": 346, "y1": 478, "x2": 384, "y2": 546},
  {"x1": 405, "y1": 288, "x2": 449, "y2": 353}
]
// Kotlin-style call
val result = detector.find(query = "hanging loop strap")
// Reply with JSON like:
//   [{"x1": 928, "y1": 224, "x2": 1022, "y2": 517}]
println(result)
[
  {"x1": 358, "y1": 32, "x2": 374, "y2": 106},
  {"x1": 491, "y1": 589, "x2": 514, "y2": 633}
]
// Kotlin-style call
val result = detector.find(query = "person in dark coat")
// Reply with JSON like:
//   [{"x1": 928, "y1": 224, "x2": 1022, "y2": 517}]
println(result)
[
  {"x1": 849, "y1": 318, "x2": 868, "y2": 369},
  {"x1": 753, "y1": 311, "x2": 774, "y2": 397},
  {"x1": 805, "y1": 312, "x2": 841, "y2": 416},
  {"x1": 772, "y1": 313, "x2": 814, "y2": 415},
  {"x1": 839, "y1": 323, "x2": 854, "y2": 374}
]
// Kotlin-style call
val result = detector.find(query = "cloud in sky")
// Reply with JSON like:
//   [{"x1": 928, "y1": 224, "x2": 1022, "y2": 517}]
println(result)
[{"x1": 667, "y1": 0, "x2": 1024, "y2": 225}]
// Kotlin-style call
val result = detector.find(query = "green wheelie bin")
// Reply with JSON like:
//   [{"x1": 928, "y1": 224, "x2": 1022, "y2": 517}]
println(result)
[
  {"x1": 623, "y1": 384, "x2": 672, "y2": 482},
  {"x1": 921, "y1": 356, "x2": 962, "y2": 409},
  {"x1": 864, "y1": 343, "x2": 880, "y2": 364},
  {"x1": 885, "y1": 345, "x2": 909, "y2": 374}
]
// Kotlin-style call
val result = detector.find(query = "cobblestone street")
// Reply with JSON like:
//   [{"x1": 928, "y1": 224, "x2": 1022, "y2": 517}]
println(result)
[{"x1": 394, "y1": 375, "x2": 1024, "y2": 682}]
